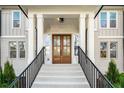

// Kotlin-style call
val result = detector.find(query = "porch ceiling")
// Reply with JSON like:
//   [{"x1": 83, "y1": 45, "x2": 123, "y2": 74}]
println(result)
[
  {"x1": 21, "y1": 5, "x2": 101, "y2": 12},
  {"x1": 43, "y1": 14, "x2": 79, "y2": 18}
]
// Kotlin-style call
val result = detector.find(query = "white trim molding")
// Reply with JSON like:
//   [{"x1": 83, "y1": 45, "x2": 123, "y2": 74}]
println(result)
[
  {"x1": 98, "y1": 36, "x2": 124, "y2": 39},
  {"x1": 1, "y1": 36, "x2": 26, "y2": 38}
]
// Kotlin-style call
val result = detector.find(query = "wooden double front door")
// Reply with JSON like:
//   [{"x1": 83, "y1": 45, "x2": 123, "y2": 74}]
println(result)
[{"x1": 52, "y1": 34, "x2": 71, "y2": 64}]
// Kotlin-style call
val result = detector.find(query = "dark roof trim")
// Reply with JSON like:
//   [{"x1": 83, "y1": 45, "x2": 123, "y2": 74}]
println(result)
[
  {"x1": 94, "y1": 5, "x2": 104, "y2": 19},
  {"x1": 18, "y1": 5, "x2": 28, "y2": 19},
  {"x1": 94, "y1": 5, "x2": 124, "y2": 19}
]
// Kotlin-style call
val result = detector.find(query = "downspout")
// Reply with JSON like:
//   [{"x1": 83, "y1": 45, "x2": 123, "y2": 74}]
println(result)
[
  {"x1": 34, "y1": 14, "x2": 37, "y2": 56},
  {"x1": 0, "y1": 10, "x2": 1, "y2": 68},
  {"x1": 123, "y1": 11, "x2": 124, "y2": 71},
  {"x1": 85, "y1": 28, "x2": 88, "y2": 55},
  {"x1": 85, "y1": 15, "x2": 88, "y2": 55}
]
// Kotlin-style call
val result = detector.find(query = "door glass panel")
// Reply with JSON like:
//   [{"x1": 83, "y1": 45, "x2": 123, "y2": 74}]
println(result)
[
  {"x1": 57, "y1": 36, "x2": 60, "y2": 46},
  {"x1": 62, "y1": 36, "x2": 70, "y2": 56},
  {"x1": 66, "y1": 47, "x2": 70, "y2": 56},
  {"x1": 67, "y1": 36, "x2": 70, "y2": 46},
  {"x1": 54, "y1": 39, "x2": 56, "y2": 46},
  {"x1": 63, "y1": 36, "x2": 66, "y2": 46},
  {"x1": 53, "y1": 35, "x2": 60, "y2": 56},
  {"x1": 54, "y1": 47, "x2": 60, "y2": 56},
  {"x1": 63, "y1": 47, "x2": 67, "y2": 56}
]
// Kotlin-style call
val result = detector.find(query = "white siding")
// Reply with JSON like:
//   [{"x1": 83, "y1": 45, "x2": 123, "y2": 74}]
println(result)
[
  {"x1": 1, "y1": 37, "x2": 28, "y2": 76},
  {"x1": 94, "y1": 9, "x2": 124, "y2": 73},
  {"x1": 1, "y1": 9, "x2": 27, "y2": 36}
]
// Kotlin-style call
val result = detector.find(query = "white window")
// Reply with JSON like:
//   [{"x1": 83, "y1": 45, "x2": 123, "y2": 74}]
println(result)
[
  {"x1": 9, "y1": 41, "x2": 17, "y2": 58},
  {"x1": 100, "y1": 12, "x2": 107, "y2": 28},
  {"x1": 12, "y1": 11, "x2": 21, "y2": 28},
  {"x1": 99, "y1": 11, "x2": 117, "y2": 29},
  {"x1": 100, "y1": 42, "x2": 107, "y2": 58},
  {"x1": 110, "y1": 42, "x2": 117, "y2": 58},
  {"x1": 110, "y1": 12, "x2": 116, "y2": 28},
  {"x1": 18, "y1": 41, "x2": 25, "y2": 58}
]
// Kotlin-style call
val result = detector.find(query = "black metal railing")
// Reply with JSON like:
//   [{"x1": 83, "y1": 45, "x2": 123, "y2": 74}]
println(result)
[
  {"x1": 9, "y1": 47, "x2": 45, "y2": 88},
  {"x1": 78, "y1": 46, "x2": 114, "y2": 88}
]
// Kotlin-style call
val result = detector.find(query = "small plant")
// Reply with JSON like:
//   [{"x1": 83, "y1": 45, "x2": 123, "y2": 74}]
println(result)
[
  {"x1": 105, "y1": 59, "x2": 120, "y2": 84},
  {"x1": 3, "y1": 60, "x2": 16, "y2": 84},
  {"x1": 119, "y1": 73, "x2": 124, "y2": 88},
  {"x1": 0, "y1": 60, "x2": 16, "y2": 88}
]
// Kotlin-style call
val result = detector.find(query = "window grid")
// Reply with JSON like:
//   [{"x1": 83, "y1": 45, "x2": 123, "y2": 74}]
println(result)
[
  {"x1": 9, "y1": 41, "x2": 17, "y2": 58},
  {"x1": 110, "y1": 42, "x2": 117, "y2": 58},
  {"x1": 100, "y1": 41, "x2": 118, "y2": 59},
  {"x1": 110, "y1": 12, "x2": 116, "y2": 28},
  {"x1": 12, "y1": 11, "x2": 21, "y2": 28},
  {"x1": 100, "y1": 42, "x2": 107, "y2": 58},
  {"x1": 99, "y1": 11, "x2": 117, "y2": 29},
  {"x1": 100, "y1": 12, "x2": 107, "y2": 28},
  {"x1": 9, "y1": 41, "x2": 25, "y2": 59},
  {"x1": 18, "y1": 41, "x2": 26, "y2": 58}
]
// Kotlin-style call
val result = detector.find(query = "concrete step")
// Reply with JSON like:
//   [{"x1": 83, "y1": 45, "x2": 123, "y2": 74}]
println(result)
[
  {"x1": 42, "y1": 64, "x2": 80, "y2": 67},
  {"x1": 31, "y1": 64, "x2": 90, "y2": 88},
  {"x1": 41, "y1": 67, "x2": 82, "y2": 71},
  {"x1": 37, "y1": 71, "x2": 85, "y2": 76},
  {"x1": 42, "y1": 64, "x2": 81, "y2": 69},
  {"x1": 32, "y1": 83, "x2": 90, "y2": 88},
  {"x1": 34, "y1": 76, "x2": 87, "y2": 82}
]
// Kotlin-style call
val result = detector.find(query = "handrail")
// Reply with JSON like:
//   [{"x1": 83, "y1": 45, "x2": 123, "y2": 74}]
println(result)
[
  {"x1": 78, "y1": 46, "x2": 114, "y2": 88},
  {"x1": 9, "y1": 47, "x2": 45, "y2": 88}
]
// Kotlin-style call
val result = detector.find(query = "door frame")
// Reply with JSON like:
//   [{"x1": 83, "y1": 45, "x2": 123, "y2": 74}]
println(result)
[{"x1": 52, "y1": 34, "x2": 72, "y2": 64}]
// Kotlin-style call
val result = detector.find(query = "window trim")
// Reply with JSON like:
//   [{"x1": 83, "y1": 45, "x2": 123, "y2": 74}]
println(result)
[
  {"x1": 99, "y1": 11, "x2": 118, "y2": 29},
  {"x1": 12, "y1": 10, "x2": 21, "y2": 29}
]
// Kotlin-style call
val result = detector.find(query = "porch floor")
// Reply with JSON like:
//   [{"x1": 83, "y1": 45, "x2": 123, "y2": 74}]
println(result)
[{"x1": 32, "y1": 64, "x2": 90, "y2": 88}]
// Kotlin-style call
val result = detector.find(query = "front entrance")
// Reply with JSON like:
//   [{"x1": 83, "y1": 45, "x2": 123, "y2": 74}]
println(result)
[{"x1": 52, "y1": 34, "x2": 71, "y2": 64}]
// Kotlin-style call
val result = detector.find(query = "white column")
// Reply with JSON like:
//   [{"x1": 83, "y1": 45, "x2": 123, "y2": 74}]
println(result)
[
  {"x1": 79, "y1": 14, "x2": 86, "y2": 52},
  {"x1": 88, "y1": 13, "x2": 95, "y2": 62},
  {"x1": 27, "y1": 14, "x2": 34, "y2": 64},
  {"x1": 37, "y1": 14, "x2": 44, "y2": 53}
]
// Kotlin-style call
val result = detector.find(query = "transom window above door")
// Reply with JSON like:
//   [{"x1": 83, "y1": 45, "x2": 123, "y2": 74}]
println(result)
[
  {"x1": 99, "y1": 11, "x2": 117, "y2": 29},
  {"x1": 12, "y1": 10, "x2": 21, "y2": 28}
]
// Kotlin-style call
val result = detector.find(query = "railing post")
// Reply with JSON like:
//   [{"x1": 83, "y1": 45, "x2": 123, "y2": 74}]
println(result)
[
  {"x1": 43, "y1": 47, "x2": 45, "y2": 64},
  {"x1": 78, "y1": 46, "x2": 80, "y2": 64}
]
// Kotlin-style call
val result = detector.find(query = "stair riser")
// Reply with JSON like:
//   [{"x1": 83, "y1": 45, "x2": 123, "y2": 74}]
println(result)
[
  {"x1": 34, "y1": 77, "x2": 87, "y2": 82},
  {"x1": 32, "y1": 84, "x2": 90, "y2": 88},
  {"x1": 32, "y1": 64, "x2": 90, "y2": 88}
]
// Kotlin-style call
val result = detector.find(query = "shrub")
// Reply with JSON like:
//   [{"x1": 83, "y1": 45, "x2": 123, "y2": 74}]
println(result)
[
  {"x1": 105, "y1": 59, "x2": 120, "y2": 84},
  {"x1": 0, "y1": 67, "x2": 3, "y2": 86},
  {"x1": 0, "y1": 60, "x2": 16, "y2": 88},
  {"x1": 119, "y1": 73, "x2": 124, "y2": 88},
  {"x1": 3, "y1": 60, "x2": 16, "y2": 84}
]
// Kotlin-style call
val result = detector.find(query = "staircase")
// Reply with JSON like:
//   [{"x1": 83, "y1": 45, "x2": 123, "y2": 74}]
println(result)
[
  {"x1": 32, "y1": 64, "x2": 90, "y2": 88},
  {"x1": 9, "y1": 47, "x2": 113, "y2": 88}
]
